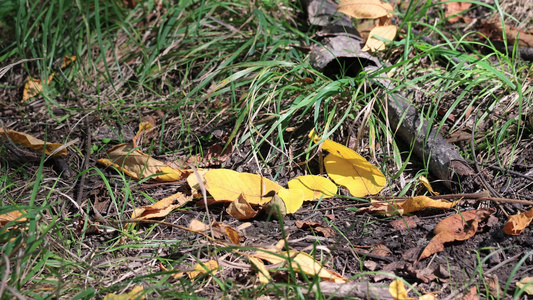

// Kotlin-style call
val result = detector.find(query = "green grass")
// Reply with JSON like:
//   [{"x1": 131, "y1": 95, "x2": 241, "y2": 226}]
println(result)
[{"x1": 1, "y1": 0, "x2": 533, "y2": 298}]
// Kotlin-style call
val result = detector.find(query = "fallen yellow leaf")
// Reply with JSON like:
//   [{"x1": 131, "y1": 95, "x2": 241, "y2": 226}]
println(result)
[
  {"x1": 22, "y1": 73, "x2": 54, "y2": 102},
  {"x1": 204, "y1": 169, "x2": 282, "y2": 205},
  {"x1": 103, "y1": 286, "x2": 144, "y2": 300},
  {"x1": 338, "y1": 0, "x2": 394, "y2": 19},
  {"x1": 60, "y1": 56, "x2": 76, "y2": 68},
  {"x1": 419, "y1": 175, "x2": 439, "y2": 195},
  {"x1": 362, "y1": 25, "x2": 397, "y2": 52},
  {"x1": 131, "y1": 195, "x2": 182, "y2": 220},
  {"x1": 188, "y1": 260, "x2": 219, "y2": 279},
  {"x1": 287, "y1": 175, "x2": 337, "y2": 201},
  {"x1": 251, "y1": 249, "x2": 348, "y2": 283},
  {"x1": 503, "y1": 207, "x2": 533, "y2": 235},
  {"x1": 389, "y1": 279, "x2": 412, "y2": 299},
  {"x1": 310, "y1": 131, "x2": 386, "y2": 197},
  {"x1": 247, "y1": 255, "x2": 270, "y2": 284},
  {"x1": 400, "y1": 196, "x2": 458, "y2": 214},
  {"x1": 0, "y1": 128, "x2": 67, "y2": 156},
  {"x1": 97, "y1": 142, "x2": 186, "y2": 181},
  {"x1": 277, "y1": 188, "x2": 304, "y2": 214},
  {"x1": 516, "y1": 277, "x2": 533, "y2": 295}
]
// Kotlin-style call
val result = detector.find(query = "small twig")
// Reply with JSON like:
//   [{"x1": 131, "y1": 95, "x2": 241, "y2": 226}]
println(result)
[
  {"x1": 471, "y1": 116, "x2": 508, "y2": 216},
  {"x1": 76, "y1": 115, "x2": 92, "y2": 205}
]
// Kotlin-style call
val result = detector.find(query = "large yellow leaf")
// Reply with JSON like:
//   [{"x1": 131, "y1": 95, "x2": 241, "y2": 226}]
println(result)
[
  {"x1": 204, "y1": 169, "x2": 282, "y2": 205},
  {"x1": 310, "y1": 133, "x2": 386, "y2": 197},
  {"x1": 97, "y1": 142, "x2": 186, "y2": 181},
  {"x1": 187, "y1": 260, "x2": 219, "y2": 279},
  {"x1": 362, "y1": 25, "x2": 397, "y2": 52},
  {"x1": 338, "y1": 0, "x2": 394, "y2": 19},
  {"x1": 0, "y1": 128, "x2": 66, "y2": 156},
  {"x1": 287, "y1": 175, "x2": 337, "y2": 201}
]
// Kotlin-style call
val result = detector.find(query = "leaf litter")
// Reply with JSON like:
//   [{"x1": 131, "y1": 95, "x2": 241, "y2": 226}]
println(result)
[{"x1": 2, "y1": 0, "x2": 533, "y2": 298}]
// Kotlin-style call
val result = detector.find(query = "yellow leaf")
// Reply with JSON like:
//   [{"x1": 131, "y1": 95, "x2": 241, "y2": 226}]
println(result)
[
  {"x1": 312, "y1": 135, "x2": 385, "y2": 197},
  {"x1": 0, "y1": 128, "x2": 67, "y2": 156},
  {"x1": 291, "y1": 252, "x2": 347, "y2": 283},
  {"x1": 251, "y1": 249, "x2": 347, "y2": 283},
  {"x1": 131, "y1": 195, "x2": 181, "y2": 220},
  {"x1": 287, "y1": 175, "x2": 337, "y2": 201},
  {"x1": 338, "y1": 0, "x2": 394, "y2": 19},
  {"x1": 0, "y1": 210, "x2": 27, "y2": 226},
  {"x1": 60, "y1": 56, "x2": 76, "y2": 68},
  {"x1": 516, "y1": 277, "x2": 533, "y2": 295},
  {"x1": 389, "y1": 279, "x2": 412, "y2": 300},
  {"x1": 362, "y1": 25, "x2": 397, "y2": 52},
  {"x1": 97, "y1": 142, "x2": 186, "y2": 181},
  {"x1": 226, "y1": 194, "x2": 259, "y2": 220},
  {"x1": 188, "y1": 260, "x2": 219, "y2": 279},
  {"x1": 503, "y1": 207, "x2": 533, "y2": 235},
  {"x1": 103, "y1": 286, "x2": 144, "y2": 300},
  {"x1": 419, "y1": 175, "x2": 438, "y2": 195},
  {"x1": 204, "y1": 169, "x2": 282, "y2": 205},
  {"x1": 247, "y1": 255, "x2": 271, "y2": 284},
  {"x1": 22, "y1": 74, "x2": 54, "y2": 102},
  {"x1": 400, "y1": 196, "x2": 458, "y2": 214},
  {"x1": 277, "y1": 188, "x2": 304, "y2": 214}
]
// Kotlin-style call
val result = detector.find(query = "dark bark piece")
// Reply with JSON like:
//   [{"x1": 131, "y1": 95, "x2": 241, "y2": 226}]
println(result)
[{"x1": 301, "y1": 0, "x2": 473, "y2": 188}]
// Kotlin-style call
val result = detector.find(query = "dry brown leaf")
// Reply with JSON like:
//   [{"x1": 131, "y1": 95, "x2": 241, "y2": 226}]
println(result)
[
  {"x1": 462, "y1": 286, "x2": 480, "y2": 300},
  {"x1": 211, "y1": 221, "x2": 242, "y2": 244},
  {"x1": 97, "y1": 142, "x2": 187, "y2": 181},
  {"x1": 187, "y1": 139, "x2": 233, "y2": 167},
  {"x1": 390, "y1": 216, "x2": 419, "y2": 230},
  {"x1": 419, "y1": 210, "x2": 491, "y2": 260},
  {"x1": 22, "y1": 73, "x2": 54, "y2": 102},
  {"x1": 503, "y1": 207, "x2": 533, "y2": 235},
  {"x1": 226, "y1": 193, "x2": 259, "y2": 220},
  {"x1": 481, "y1": 22, "x2": 533, "y2": 47},
  {"x1": 370, "y1": 244, "x2": 392, "y2": 257},
  {"x1": 338, "y1": 0, "x2": 394, "y2": 19},
  {"x1": 295, "y1": 220, "x2": 335, "y2": 237},
  {"x1": 0, "y1": 128, "x2": 67, "y2": 156},
  {"x1": 442, "y1": 1, "x2": 472, "y2": 23},
  {"x1": 188, "y1": 219, "x2": 209, "y2": 232}
]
